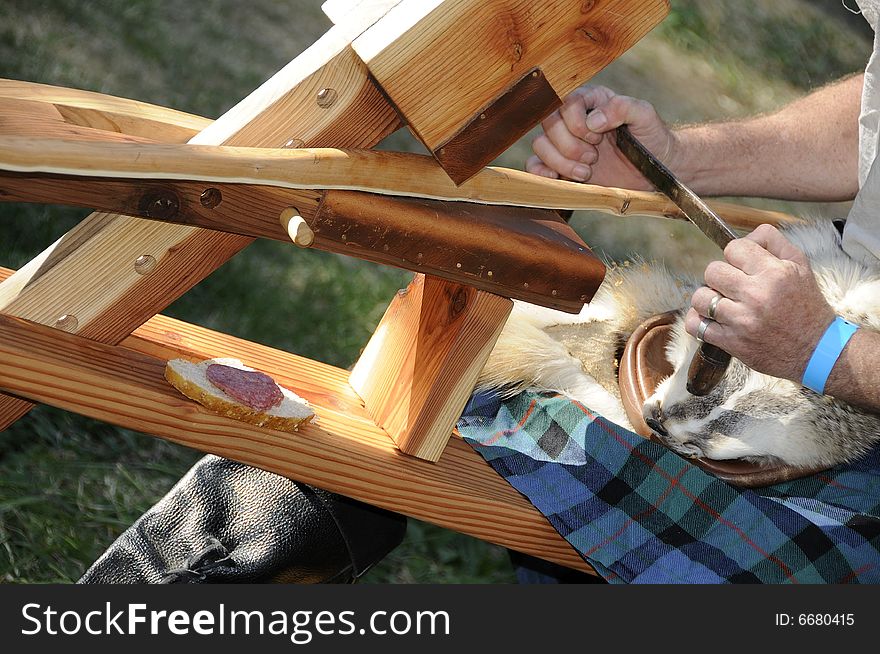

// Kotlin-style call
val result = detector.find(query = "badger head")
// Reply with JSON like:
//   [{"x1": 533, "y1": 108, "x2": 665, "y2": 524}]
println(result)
[{"x1": 641, "y1": 315, "x2": 880, "y2": 468}]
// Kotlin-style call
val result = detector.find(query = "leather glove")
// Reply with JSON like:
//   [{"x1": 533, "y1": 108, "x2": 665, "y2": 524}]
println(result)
[{"x1": 79, "y1": 455, "x2": 406, "y2": 583}]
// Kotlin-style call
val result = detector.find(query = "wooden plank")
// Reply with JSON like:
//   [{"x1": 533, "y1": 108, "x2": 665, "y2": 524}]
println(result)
[
  {"x1": 0, "y1": 267, "x2": 591, "y2": 574},
  {"x1": 350, "y1": 275, "x2": 512, "y2": 461},
  {"x1": 0, "y1": 4, "x2": 405, "y2": 431},
  {"x1": 0, "y1": 78, "x2": 211, "y2": 143},
  {"x1": 0, "y1": 98, "x2": 157, "y2": 144},
  {"x1": 0, "y1": 136, "x2": 801, "y2": 230},
  {"x1": 353, "y1": 0, "x2": 670, "y2": 181}
]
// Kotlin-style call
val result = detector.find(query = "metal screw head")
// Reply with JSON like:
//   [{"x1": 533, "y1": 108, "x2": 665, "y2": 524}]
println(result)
[
  {"x1": 134, "y1": 255, "x2": 157, "y2": 275},
  {"x1": 54, "y1": 314, "x2": 79, "y2": 332},
  {"x1": 200, "y1": 187, "x2": 222, "y2": 209},
  {"x1": 316, "y1": 88, "x2": 338, "y2": 108},
  {"x1": 139, "y1": 190, "x2": 179, "y2": 220}
]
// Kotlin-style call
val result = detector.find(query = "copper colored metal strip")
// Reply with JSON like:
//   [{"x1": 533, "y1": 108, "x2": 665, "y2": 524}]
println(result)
[
  {"x1": 432, "y1": 68, "x2": 562, "y2": 186},
  {"x1": 313, "y1": 190, "x2": 606, "y2": 312}
]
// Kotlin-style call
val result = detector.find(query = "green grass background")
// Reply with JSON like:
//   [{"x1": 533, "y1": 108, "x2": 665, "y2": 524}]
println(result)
[{"x1": 0, "y1": 0, "x2": 871, "y2": 583}]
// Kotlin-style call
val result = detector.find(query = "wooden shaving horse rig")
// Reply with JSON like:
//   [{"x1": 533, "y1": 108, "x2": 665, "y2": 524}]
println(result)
[{"x1": 0, "y1": 0, "x2": 795, "y2": 572}]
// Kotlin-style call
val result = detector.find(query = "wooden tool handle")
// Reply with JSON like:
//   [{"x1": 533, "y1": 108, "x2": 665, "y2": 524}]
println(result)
[{"x1": 686, "y1": 343, "x2": 732, "y2": 396}]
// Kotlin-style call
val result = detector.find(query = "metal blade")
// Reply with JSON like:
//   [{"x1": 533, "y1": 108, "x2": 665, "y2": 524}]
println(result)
[{"x1": 616, "y1": 126, "x2": 738, "y2": 249}]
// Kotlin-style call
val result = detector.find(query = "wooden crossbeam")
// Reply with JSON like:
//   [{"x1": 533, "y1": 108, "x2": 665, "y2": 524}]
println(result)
[
  {"x1": 0, "y1": 266, "x2": 591, "y2": 574},
  {"x1": 0, "y1": 79, "x2": 210, "y2": 142}
]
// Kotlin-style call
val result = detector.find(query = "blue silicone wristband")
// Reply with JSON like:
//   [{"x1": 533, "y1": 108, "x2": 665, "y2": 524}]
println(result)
[{"x1": 801, "y1": 317, "x2": 859, "y2": 394}]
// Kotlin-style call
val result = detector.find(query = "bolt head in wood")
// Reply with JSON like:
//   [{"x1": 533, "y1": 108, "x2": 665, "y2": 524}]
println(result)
[
  {"x1": 54, "y1": 314, "x2": 79, "y2": 332},
  {"x1": 316, "y1": 88, "x2": 338, "y2": 109},
  {"x1": 139, "y1": 189, "x2": 180, "y2": 220},
  {"x1": 134, "y1": 255, "x2": 158, "y2": 275}
]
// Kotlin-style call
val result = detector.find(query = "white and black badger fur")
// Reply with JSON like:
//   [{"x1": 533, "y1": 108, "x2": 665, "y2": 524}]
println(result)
[{"x1": 478, "y1": 220, "x2": 880, "y2": 469}]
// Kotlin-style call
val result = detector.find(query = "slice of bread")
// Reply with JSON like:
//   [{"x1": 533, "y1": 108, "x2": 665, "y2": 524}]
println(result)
[{"x1": 165, "y1": 357, "x2": 315, "y2": 432}]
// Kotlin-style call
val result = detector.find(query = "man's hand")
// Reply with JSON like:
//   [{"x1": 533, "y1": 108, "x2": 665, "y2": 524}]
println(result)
[
  {"x1": 526, "y1": 85, "x2": 679, "y2": 188},
  {"x1": 685, "y1": 224, "x2": 837, "y2": 382}
]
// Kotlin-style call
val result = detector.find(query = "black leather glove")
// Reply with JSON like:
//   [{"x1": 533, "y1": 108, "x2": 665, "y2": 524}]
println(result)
[{"x1": 79, "y1": 455, "x2": 406, "y2": 584}]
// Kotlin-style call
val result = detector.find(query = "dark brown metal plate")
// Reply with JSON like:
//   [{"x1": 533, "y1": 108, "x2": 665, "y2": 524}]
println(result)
[
  {"x1": 314, "y1": 190, "x2": 605, "y2": 312},
  {"x1": 433, "y1": 68, "x2": 562, "y2": 186}
]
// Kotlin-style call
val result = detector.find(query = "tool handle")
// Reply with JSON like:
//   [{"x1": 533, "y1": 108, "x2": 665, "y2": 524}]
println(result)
[{"x1": 686, "y1": 343, "x2": 732, "y2": 396}]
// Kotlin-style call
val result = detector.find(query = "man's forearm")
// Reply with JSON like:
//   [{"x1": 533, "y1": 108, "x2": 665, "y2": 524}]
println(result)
[{"x1": 672, "y1": 74, "x2": 863, "y2": 201}]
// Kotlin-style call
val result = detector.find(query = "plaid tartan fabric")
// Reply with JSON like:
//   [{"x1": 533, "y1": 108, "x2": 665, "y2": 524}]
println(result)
[{"x1": 457, "y1": 392, "x2": 880, "y2": 584}]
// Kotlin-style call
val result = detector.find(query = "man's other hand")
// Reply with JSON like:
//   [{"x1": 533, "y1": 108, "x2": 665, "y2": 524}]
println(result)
[
  {"x1": 685, "y1": 224, "x2": 837, "y2": 382},
  {"x1": 526, "y1": 85, "x2": 679, "y2": 188}
]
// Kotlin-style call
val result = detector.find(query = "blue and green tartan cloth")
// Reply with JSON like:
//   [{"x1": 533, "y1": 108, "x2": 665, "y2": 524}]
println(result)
[{"x1": 457, "y1": 392, "x2": 880, "y2": 584}]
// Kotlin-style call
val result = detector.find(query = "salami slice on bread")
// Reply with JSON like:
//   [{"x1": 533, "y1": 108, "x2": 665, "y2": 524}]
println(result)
[{"x1": 165, "y1": 357, "x2": 315, "y2": 432}]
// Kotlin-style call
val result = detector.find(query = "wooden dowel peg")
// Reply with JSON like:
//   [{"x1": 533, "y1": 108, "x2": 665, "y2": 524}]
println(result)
[{"x1": 280, "y1": 207, "x2": 315, "y2": 248}]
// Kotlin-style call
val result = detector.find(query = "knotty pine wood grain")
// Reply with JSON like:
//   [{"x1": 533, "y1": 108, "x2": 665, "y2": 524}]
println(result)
[
  {"x1": 350, "y1": 275, "x2": 512, "y2": 461},
  {"x1": 354, "y1": 0, "x2": 669, "y2": 151},
  {"x1": 0, "y1": 4, "x2": 405, "y2": 430}
]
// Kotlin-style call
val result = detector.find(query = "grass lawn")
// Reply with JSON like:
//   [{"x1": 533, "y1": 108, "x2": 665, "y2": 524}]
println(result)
[{"x1": 0, "y1": 0, "x2": 871, "y2": 583}]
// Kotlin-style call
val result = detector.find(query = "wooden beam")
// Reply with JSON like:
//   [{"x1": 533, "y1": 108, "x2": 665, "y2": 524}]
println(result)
[
  {"x1": 0, "y1": 78, "x2": 211, "y2": 143},
  {"x1": 0, "y1": 267, "x2": 591, "y2": 574},
  {"x1": 0, "y1": 136, "x2": 801, "y2": 230},
  {"x1": 353, "y1": 0, "x2": 670, "y2": 182},
  {"x1": 0, "y1": 4, "x2": 405, "y2": 431},
  {"x1": 350, "y1": 275, "x2": 512, "y2": 461},
  {"x1": 0, "y1": 174, "x2": 606, "y2": 313}
]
